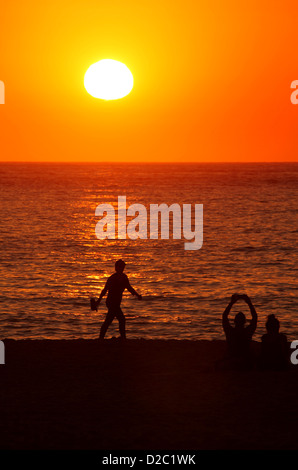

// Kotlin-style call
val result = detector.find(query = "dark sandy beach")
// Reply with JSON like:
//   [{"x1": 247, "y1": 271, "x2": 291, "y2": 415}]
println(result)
[{"x1": 0, "y1": 339, "x2": 297, "y2": 450}]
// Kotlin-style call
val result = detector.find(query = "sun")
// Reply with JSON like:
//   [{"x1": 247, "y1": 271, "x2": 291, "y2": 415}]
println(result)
[{"x1": 84, "y1": 59, "x2": 134, "y2": 100}]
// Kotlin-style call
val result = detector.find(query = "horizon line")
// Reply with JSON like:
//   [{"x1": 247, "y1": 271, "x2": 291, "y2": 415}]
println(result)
[{"x1": 1, "y1": 161, "x2": 297, "y2": 164}]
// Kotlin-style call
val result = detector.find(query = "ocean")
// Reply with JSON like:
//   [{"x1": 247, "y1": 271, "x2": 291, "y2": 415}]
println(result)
[{"x1": 0, "y1": 162, "x2": 297, "y2": 341}]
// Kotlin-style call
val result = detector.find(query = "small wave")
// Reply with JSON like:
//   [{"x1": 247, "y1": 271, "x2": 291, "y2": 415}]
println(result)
[
  {"x1": 231, "y1": 246, "x2": 265, "y2": 252},
  {"x1": 139, "y1": 295, "x2": 179, "y2": 301}
]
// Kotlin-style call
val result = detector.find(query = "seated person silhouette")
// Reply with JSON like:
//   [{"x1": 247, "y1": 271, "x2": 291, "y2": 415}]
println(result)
[
  {"x1": 222, "y1": 294, "x2": 258, "y2": 369},
  {"x1": 260, "y1": 314, "x2": 289, "y2": 370},
  {"x1": 96, "y1": 259, "x2": 142, "y2": 340}
]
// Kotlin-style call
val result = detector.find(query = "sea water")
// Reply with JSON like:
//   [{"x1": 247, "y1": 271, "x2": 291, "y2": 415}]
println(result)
[{"x1": 0, "y1": 162, "x2": 297, "y2": 341}]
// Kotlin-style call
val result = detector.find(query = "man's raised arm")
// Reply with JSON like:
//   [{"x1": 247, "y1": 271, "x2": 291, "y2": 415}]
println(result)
[
  {"x1": 222, "y1": 294, "x2": 238, "y2": 332},
  {"x1": 243, "y1": 294, "x2": 257, "y2": 331}
]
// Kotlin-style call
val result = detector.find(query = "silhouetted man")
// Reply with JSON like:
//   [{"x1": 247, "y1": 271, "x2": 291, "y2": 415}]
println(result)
[
  {"x1": 222, "y1": 294, "x2": 257, "y2": 368},
  {"x1": 96, "y1": 259, "x2": 142, "y2": 340},
  {"x1": 260, "y1": 314, "x2": 289, "y2": 370}
]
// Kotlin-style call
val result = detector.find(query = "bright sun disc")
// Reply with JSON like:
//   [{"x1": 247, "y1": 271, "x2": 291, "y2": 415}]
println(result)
[{"x1": 84, "y1": 59, "x2": 133, "y2": 100}]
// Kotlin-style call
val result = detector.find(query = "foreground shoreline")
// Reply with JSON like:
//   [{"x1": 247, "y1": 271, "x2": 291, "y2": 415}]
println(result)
[{"x1": 0, "y1": 339, "x2": 297, "y2": 450}]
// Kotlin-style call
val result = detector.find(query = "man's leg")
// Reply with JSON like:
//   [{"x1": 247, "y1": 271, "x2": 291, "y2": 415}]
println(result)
[
  {"x1": 99, "y1": 309, "x2": 115, "y2": 340},
  {"x1": 115, "y1": 308, "x2": 126, "y2": 339}
]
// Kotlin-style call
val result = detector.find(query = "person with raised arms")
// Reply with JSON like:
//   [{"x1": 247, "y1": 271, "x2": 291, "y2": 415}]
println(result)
[{"x1": 222, "y1": 293, "x2": 258, "y2": 368}]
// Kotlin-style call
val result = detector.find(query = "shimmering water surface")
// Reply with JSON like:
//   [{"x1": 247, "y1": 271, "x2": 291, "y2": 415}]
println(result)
[{"x1": 0, "y1": 163, "x2": 297, "y2": 341}]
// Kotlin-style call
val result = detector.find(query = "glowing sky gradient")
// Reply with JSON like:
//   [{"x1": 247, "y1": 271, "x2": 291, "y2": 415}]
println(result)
[{"x1": 0, "y1": 1, "x2": 298, "y2": 162}]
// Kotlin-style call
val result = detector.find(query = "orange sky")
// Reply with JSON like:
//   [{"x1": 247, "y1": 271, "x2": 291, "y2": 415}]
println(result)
[{"x1": 0, "y1": 0, "x2": 298, "y2": 162}]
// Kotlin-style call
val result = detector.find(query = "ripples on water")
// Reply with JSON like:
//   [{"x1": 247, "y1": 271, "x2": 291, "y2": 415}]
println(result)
[{"x1": 0, "y1": 163, "x2": 297, "y2": 341}]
